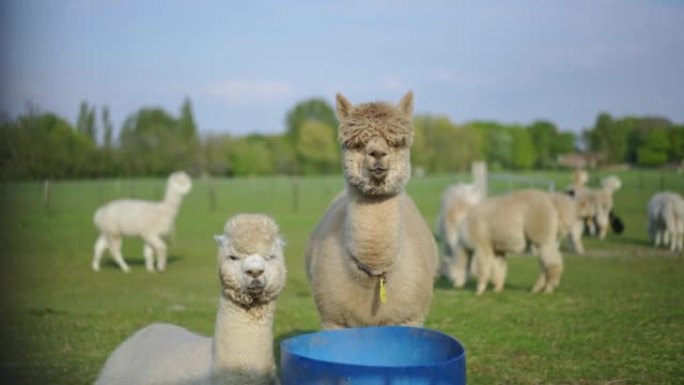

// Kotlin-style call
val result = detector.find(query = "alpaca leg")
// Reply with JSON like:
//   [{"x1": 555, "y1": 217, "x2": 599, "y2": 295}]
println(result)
[
  {"x1": 654, "y1": 229, "x2": 662, "y2": 247},
  {"x1": 448, "y1": 246, "x2": 470, "y2": 288},
  {"x1": 663, "y1": 229, "x2": 671, "y2": 248},
  {"x1": 144, "y1": 235, "x2": 167, "y2": 272},
  {"x1": 474, "y1": 248, "x2": 493, "y2": 295},
  {"x1": 537, "y1": 243, "x2": 563, "y2": 293},
  {"x1": 92, "y1": 235, "x2": 108, "y2": 272},
  {"x1": 491, "y1": 256, "x2": 507, "y2": 293},
  {"x1": 570, "y1": 221, "x2": 585, "y2": 254},
  {"x1": 531, "y1": 272, "x2": 547, "y2": 294},
  {"x1": 143, "y1": 244, "x2": 155, "y2": 272},
  {"x1": 586, "y1": 218, "x2": 596, "y2": 237},
  {"x1": 107, "y1": 236, "x2": 130, "y2": 273}
]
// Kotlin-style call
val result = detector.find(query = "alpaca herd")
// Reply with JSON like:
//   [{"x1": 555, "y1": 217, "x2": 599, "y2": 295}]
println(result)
[{"x1": 91, "y1": 92, "x2": 680, "y2": 384}]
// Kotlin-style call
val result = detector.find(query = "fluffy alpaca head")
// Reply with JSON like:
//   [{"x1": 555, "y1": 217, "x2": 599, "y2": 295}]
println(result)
[
  {"x1": 442, "y1": 183, "x2": 482, "y2": 207},
  {"x1": 168, "y1": 171, "x2": 193, "y2": 195},
  {"x1": 336, "y1": 92, "x2": 414, "y2": 196},
  {"x1": 573, "y1": 169, "x2": 589, "y2": 188},
  {"x1": 214, "y1": 214, "x2": 287, "y2": 309},
  {"x1": 601, "y1": 175, "x2": 621, "y2": 193}
]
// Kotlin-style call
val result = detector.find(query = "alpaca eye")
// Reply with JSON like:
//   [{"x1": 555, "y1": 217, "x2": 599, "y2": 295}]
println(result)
[
  {"x1": 228, "y1": 255, "x2": 239, "y2": 261},
  {"x1": 268, "y1": 255, "x2": 276, "y2": 260}
]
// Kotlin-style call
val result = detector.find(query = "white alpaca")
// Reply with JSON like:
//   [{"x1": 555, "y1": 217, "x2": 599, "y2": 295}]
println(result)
[
  {"x1": 648, "y1": 192, "x2": 684, "y2": 252},
  {"x1": 436, "y1": 183, "x2": 482, "y2": 280},
  {"x1": 572, "y1": 175, "x2": 622, "y2": 240},
  {"x1": 594, "y1": 175, "x2": 622, "y2": 239},
  {"x1": 306, "y1": 92, "x2": 438, "y2": 329},
  {"x1": 95, "y1": 214, "x2": 287, "y2": 385},
  {"x1": 92, "y1": 171, "x2": 192, "y2": 272},
  {"x1": 447, "y1": 189, "x2": 563, "y2": 294}
]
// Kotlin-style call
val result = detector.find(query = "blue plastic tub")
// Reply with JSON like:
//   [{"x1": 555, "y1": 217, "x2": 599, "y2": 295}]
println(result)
[{"x1": 280, "y1": 326, "x2": 466, "y2": 385}]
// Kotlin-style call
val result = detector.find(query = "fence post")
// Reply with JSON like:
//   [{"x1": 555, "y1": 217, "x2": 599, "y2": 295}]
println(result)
[
  {"x1": 471, "y1": 161, "x2": 488, "y2": 200},
  {"x1": 43, "y1": 179, "x2": 51, "y2": 214}
]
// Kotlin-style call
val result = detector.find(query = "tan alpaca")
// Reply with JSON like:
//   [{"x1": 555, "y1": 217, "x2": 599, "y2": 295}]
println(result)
[
  {"x1": 305, "y1": 91, "x2": 438, "y2": 329},
  {"x1": 549, "y1": 192, "x2": 584, "y2": 254},
  {"x1": 448, "y1": 189, "x2": 563, "y2": 294}
]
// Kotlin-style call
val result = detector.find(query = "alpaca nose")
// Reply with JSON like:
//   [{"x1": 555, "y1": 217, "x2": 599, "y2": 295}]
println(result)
[
  {"x1": 246, "y1": 267, "x2": 264, "y2": 278},
  {"x1": 244, "y1": 254, "x2": 266, "y2": 278},
  {"x1": 368, "y1": 149, "x2": 388, "y2": 161}
]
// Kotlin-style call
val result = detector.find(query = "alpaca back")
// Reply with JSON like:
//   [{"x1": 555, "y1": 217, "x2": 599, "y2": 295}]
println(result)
[
  {"x1": 96, "y1": 323, "x2": 211, "y2": 385},
  {"x1": 463, "y1": 189, "x2": 557, "y2": 253},
  {"x1": 94, "y1": 199, "x2": 175, "y2": 237}
]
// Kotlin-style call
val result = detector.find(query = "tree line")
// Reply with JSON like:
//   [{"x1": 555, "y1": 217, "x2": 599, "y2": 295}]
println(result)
[{"x1": 1, "y1": 97, "x2": 682, "y2": 180}]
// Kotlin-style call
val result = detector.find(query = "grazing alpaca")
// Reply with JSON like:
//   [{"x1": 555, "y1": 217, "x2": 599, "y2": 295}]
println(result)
[
  {"x1": 447, "y1": 189, "x2": 563, "y2": 294},
  {"x1": 306, "y1": 91, "x2": 438, "y2": 329},
  {"x1": 648, "y1": 192, "x2": 684, "y2": 252},
  {"x1": 95, "y1": 214, "x2": 287, "y2": 385},
  {"x1": 92, "y1": 171, "x2": 192, "y2": 272}
]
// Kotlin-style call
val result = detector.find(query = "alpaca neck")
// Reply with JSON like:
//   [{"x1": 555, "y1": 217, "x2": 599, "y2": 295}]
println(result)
[
  {"x1": 211, "y1": 296, "x2": 276, "y2": 385},
  {"x1": 345, "y1": 190, "x2": 402, "y2": 274},
  {"x1": 162, "y1": 187, "x2": 184, "y2": 210}
]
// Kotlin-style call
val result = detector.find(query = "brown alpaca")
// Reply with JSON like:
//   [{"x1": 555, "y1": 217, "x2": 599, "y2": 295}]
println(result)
[{"x1": 305, "y1": 92, "x2": 438, "y2": 329}]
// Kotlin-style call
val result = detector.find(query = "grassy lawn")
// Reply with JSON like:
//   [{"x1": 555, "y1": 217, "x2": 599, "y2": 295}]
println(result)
[{"x1": 0, "y1": 170, "x2": 683, "y2": 384}]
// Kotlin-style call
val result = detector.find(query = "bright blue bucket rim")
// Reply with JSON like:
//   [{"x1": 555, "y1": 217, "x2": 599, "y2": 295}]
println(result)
[{"x1": 280, "y1": 325, "x2": 466, "y2": 370}]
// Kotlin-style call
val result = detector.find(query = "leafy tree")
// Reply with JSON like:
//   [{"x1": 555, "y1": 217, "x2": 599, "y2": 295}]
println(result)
[
  {"x1": 285, "y1": 98, "x2": 338, "y2": 144},
  {"x1": 178, "y1": 97, "x2": 198, "y2": 142},
  {"x1": 529, "y1": 120, "x2": 556, "y2": 168},
  {"x1": 295, "y1": 119, "x2": 340, "y2": 174},
  {"x1": 101, "y1": 106, "x2": 113, "y2": 148},
  {"x1": 510, "y1": 126, "x2": 536, "y2": 170},
  {"x1": 637, "y1": 127, "x2": 669, "y2": 167},
  {"x1": 77, "y1": 101, "x2": 97, "y2": 143},
  {"x1": 228, "y1": 136, "x2": 274, "y2": 176},
  {"x1": 119, "y1": 108, "x2": 180, "y2": 175}
]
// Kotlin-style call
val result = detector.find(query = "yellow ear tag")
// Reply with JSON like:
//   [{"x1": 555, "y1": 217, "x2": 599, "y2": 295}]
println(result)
[{"x1": 379, "y1": 277, "x2": 387, "y2": 304}]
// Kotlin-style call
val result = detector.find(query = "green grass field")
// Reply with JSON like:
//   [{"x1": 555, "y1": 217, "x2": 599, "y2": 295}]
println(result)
[{"x1": 1, "y1": 170, "x2": 683, "y2": 384}]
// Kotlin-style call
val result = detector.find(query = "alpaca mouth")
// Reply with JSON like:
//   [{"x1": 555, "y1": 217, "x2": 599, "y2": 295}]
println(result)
[
  {"x1": 247, "y1": 281, "x2": 265, "y2": 293},
  {"x1": 370, "y1": 167, "x2": 388, "y2": 180}
]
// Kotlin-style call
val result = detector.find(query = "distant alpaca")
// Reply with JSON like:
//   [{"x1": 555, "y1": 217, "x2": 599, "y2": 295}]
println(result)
[
  {"x1": 648, "y1": 192, "x2": 684, "y2": 251},
  {"x1": 448, "y1": 189, "x2": 563, "y2": 294},
  {"x1": 595, "y1": 175, "x2": 622, "y2": 239},
  {"x1": 92, "y1": 171, "x2": 192, "y2": 272},
  {"x1": 95, "y1": 214, "x2": 287, "y2": 385},
  {"x1": 549, "y1": 192, "x2": 584, "y2": 254},
  {"x1": 436, "y1": 183, "x2": 482, "y2": 282},
  {"x1": 571, "y1": 175, "x2": 622, "y2": 239},
  {"x1": 306, "y1": 91, "x2": 438, "y2": 329}
]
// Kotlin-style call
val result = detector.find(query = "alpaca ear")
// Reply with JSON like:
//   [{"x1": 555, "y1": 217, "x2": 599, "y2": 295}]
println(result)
[
  {"x1": 336, "y1": 93, "x2": 353, "y2": 121},
  {"x1": 397, "y1": 91, "x2": 414, "y2": 118},
  {"x1": 214, "y1": 234, "x2": 228, "y2": 248}
]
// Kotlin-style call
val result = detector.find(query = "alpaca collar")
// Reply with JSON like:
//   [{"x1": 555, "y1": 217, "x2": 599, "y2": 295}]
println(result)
[{"x1": 350, "y1": 254, "x2": 387, "y2": 279}]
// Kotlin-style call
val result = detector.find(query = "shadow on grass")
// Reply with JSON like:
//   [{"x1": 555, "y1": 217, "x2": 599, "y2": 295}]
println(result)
[{"x1": 101, "y1": 254, "x2": 184, "y2": 270}]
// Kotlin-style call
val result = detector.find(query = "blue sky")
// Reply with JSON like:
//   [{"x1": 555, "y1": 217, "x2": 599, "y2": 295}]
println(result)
[{"x1": 2, "y1": 0, "x2": 683, "y2": 136}]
